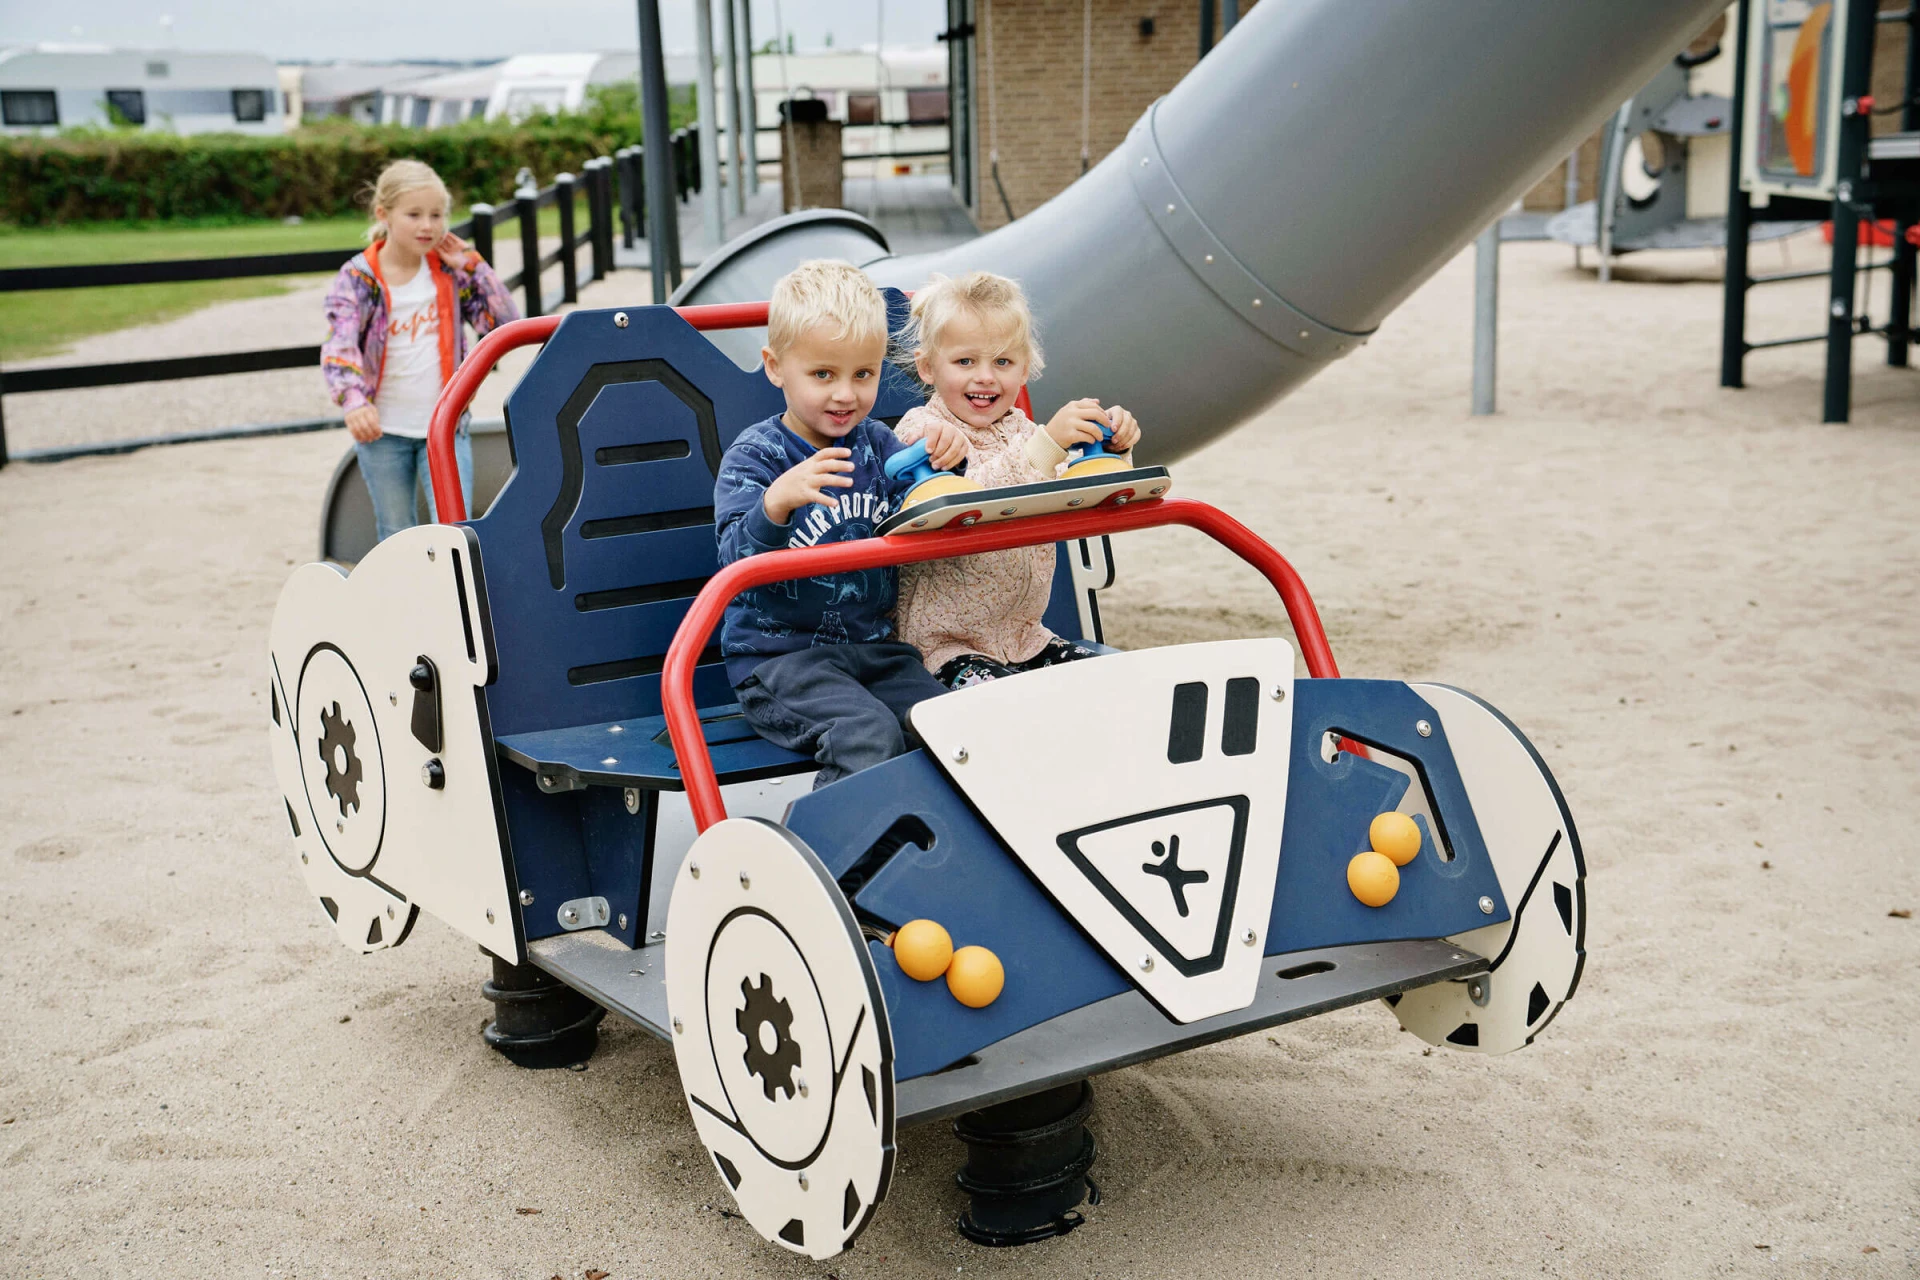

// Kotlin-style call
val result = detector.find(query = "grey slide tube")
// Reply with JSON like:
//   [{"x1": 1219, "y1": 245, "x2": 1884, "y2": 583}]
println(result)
[{"x1": 676, "y1": 0, "x2": 1730, "y2": 459}]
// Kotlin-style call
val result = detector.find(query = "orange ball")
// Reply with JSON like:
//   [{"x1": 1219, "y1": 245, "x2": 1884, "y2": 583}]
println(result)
[
  {"x1": 891, "y1": 919, "x2": 953, "y2": 982},
  {"x1": 1369, "y1": 812, "x2": 1422, "y2": 867},
  {"x1": 945, "y1": 945, "x2": 1005, "y2": 1008},
  {"x1": 1347, "y1": 851, "x2": 1400, "y2": 907}
]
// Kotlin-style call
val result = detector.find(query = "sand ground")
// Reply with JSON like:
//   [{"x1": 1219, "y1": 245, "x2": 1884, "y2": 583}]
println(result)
[{"x1": 1, "y1": 236, "x2": 1916, "y2": 1279}]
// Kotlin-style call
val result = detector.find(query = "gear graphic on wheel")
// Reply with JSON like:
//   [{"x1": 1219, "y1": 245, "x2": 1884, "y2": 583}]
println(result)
[
  {"x1": 318, "y1": 701, "x2": 363, "y2": 818},
  {"x1": 735, "y1": 973, "x2": 802, "y2": 1101}
]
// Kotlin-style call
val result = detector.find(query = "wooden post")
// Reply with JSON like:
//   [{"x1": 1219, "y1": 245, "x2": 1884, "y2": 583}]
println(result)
[
  {"x1": 517, "y1": 188, "x2": 543, "y2": 318},
  {"x1": 556, "y1": 172, "x2": 579, "y2": 304}
]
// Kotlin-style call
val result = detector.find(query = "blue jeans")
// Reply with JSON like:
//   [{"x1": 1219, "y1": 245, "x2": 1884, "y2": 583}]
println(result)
[
  {"x1": 355, "y1": 427, "x2": 473, "y2": 543},
  {"x1": 733, "y1": 642, "x2": 949, "y2": 788}
]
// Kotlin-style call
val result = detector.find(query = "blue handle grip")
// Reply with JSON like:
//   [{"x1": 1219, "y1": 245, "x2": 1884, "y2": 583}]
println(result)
[
  {"x1": 884, "y1": 438, "x2": 936, "y2": 485},
  {"x1": 1069, "y1": 422, "x2": 1117, "y2": 464}
]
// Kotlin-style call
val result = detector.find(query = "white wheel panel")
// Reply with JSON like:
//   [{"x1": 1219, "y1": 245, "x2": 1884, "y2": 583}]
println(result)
[
  {"x1": 1390, "y1": 685, "x2": 1587, "y2": 1054},
  {"x1": 267, "y1": 526, "x2": 516, "y2": 960},
  {"x1": 665, "y1": 818, "x2": 894, "y2": 1260}
]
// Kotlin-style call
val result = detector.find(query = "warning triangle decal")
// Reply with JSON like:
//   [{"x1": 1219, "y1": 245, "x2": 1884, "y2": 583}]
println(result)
[{"x1": 1059, "y1": 797, "x2": 1248, "y2": 976}]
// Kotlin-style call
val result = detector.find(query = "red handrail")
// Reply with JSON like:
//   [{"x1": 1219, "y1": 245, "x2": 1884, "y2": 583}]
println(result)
[
  {"x1": 425, "y1": 301, "x2": 776, "y2": 522},
  {"x1": 665, "y1": 497, "x2": 1340, "y2": 832}
]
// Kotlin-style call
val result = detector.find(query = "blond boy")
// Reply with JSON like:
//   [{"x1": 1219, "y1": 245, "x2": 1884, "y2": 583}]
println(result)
[{"x1": 713, "y1": 261, "x2": 967, "y2": 787}]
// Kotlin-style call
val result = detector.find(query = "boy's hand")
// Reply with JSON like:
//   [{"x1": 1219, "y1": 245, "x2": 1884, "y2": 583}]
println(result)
[
  {"x1": 920, "y1": 420, "x2": 969, "y2": 471},
  {"x1": 763, "y1": 448, "x2": 854, "y2": 523},
  {"x1": 435, "y1": 232, "x2": 474, "y2": 268},
  {"x1": 345, "y1": 404, "x2": 381, "y2": 443},
  {"x1": 1043, "y1": 397, "x2": 1111, "y2": 450},
  {"x1": 1106, "y1": 405, "x2": 1141, "y2": 452}
]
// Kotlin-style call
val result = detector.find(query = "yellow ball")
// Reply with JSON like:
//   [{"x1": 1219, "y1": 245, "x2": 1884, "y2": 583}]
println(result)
[
  {"x1": 945, "y1": 945, "x2": 1005, "y2": 1009},
  {"x1": 1347, "y1": 851, "x2": 1400, "y2": 907},
  {"x1": 1369, "y1": 812, "x2": 1422, "y2": 867},
  {"x1": 891, "y1": 919, "x2": 953, "y2": 982}
]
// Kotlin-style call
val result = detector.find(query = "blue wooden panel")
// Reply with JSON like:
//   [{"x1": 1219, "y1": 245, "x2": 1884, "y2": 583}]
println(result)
[
  {"x1": 1040, "y1": 542, "x2": 1085, "y2": 643},
  {"x1": 497, "y1": 702, "x2": 814, "y2": 789},
  {"x1": 498, "y1": 764, "x2": 595, "y2": 942},
  {"x1": 783, "y1": 751, "x2": 1128, "y2": 1081},
  {"x1": 781, "y1": 681, "x2": 1516, "y2": 1082},
  {"x1": 472, "y1": 294, "x2": 924, "y2": 742},
  {"x1": 1266, "y1": 679, "x2": 1510, "y2": 952}
]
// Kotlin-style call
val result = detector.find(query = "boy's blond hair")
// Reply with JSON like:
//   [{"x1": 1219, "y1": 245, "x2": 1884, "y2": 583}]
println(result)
[
  {"x1": 766, "y1": 260, "x2": 889, "y2": 356},
  {"x1": 901, "y1": 270, "x2": 1045, "y2": 379},
  {"x1": 363, "y1": 159, "x2": 450, "y2": 243}
]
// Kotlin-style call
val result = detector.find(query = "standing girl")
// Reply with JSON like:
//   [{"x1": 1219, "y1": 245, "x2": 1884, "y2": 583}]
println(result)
[
  {"x1": 891, "y1": 271, "x2": 1144, "y2": 688},
  {"x1": 322, "y1": 159, "x2": 519, "y2": 542}
]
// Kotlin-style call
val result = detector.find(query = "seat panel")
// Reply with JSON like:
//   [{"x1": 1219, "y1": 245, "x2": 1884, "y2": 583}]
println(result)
[{"x1": 497, "y1": 703, "x2": 816, "y2": 791}]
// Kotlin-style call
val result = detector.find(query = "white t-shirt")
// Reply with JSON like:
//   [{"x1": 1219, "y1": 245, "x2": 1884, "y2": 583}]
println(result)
[{"x1": 373, "y1": 266, "x2": 443, "y2": 439}]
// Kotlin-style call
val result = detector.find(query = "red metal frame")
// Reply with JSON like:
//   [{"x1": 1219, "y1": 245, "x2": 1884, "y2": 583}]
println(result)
[
  {"x1": 425, "y1": 302, "x2": 774, "y2": 522},
  {"x1": 427, "y1": 302, "x2": 1343, "y2": 834},
  {"x1": 665, "y1": 497, "x2": 1340, "y2": 832}
]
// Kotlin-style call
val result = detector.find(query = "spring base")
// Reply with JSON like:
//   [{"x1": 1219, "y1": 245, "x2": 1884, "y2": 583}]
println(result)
[
  {"x1": 480, "y1": 954, "x2": 605, "y2": 1069},
  {"x1": 952, "y1": 1080, "x2": 1097, "y2": 1246}
]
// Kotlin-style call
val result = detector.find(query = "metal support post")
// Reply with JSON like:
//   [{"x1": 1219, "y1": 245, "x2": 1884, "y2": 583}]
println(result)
[
  {"x1": 693, "y1": 0, "x2": 726, "y2": 254},
  {"x1": 636, "y1": 0, "x2": 681, "y2": 300},
  {"x1": 1471, "y1": 220, "x2": 1499, "y2": 415},
  {"x1": 952, "y1": 1080, "x2": 1096, "y2": 1246},
  {"x1": 740, "y1": 0, "x2": 760, "y2": 194},
  {"x1": 1824, "y1": 0, "x2": 1877, "y2": 422},
  {"x1": 1720, "y1": 0, "x2": 1752, "y2": 389},
  {"x1": 556, "y1": 173, "x2": 579, "y2": 304},
  {"x1": 516, "y1": 187, "x2": 543, "y2": 318},
  {"x1": 1888, "y1": 1, "x2": 1920, "y2": 367},
  {"x1": 1199, "y1": 0, "x2": 1216, "y2": 57},
  {"x1": 722, "y1": 0, "x2": 746, "y2": 218}
]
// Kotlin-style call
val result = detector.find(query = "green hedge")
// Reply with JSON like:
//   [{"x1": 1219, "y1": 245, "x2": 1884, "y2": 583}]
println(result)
[{"x1": 0, "y1": 119, "x2": 627, "y2": 226}]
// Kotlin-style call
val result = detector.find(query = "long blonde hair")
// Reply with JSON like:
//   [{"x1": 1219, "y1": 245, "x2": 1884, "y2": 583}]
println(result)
[{"x1": 363, "y1": 159, "x2": 450, "y2": 243}]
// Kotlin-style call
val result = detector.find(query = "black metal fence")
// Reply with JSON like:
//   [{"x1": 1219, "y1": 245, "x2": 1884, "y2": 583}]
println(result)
[{"x1": 0, "y1": 157, "x2": 617, "y2": 467}]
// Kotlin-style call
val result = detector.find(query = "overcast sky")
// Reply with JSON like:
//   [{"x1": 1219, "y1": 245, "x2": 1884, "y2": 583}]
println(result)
[{"x1": 2, "y1": 0, "x2": 950, "y2": 62}]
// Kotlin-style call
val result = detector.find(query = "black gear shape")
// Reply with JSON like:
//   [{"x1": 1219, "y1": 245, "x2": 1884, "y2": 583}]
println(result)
[
  {"x1": 735, "y1": 972, "x2": 802, "y2": 1101},
  {"x1": 317, "y1": 701, "x2": 363, "y2": 818}
]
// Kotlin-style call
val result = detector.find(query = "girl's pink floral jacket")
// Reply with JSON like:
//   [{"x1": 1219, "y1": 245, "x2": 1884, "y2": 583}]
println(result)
[{"x1": 321, "y1": 243, "x2": 518, "y2": 412}]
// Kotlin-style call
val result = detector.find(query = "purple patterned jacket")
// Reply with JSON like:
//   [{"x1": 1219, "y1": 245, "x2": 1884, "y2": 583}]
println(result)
[{"x1": 321, "y1": 244, "x2": 518, "y2": 413}]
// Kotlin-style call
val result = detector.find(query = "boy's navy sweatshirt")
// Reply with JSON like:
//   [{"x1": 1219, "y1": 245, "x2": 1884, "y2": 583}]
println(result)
[{"x1": 714, "y1": 414, "x2": 914, "y2": 686}]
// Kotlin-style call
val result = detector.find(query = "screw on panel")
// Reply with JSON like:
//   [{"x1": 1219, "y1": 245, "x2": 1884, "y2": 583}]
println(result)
[
  {"x1": 601, "y1": 756, "x2": 618, "y2": 766},
  {"x1": 389, "y1": 692, "x2": 398, "y2": 706},
  {"x1": 689, "y1": 862, "x2": 701, "y2": 879},
  {"x1": 1000, "y1": 506, "x2": 1018, "y2": 516},
  {"x1": 1251, "y1": 298, "x2": 1263, "y2": 308},
  {"x1": 624, "y1": 788, "x2": 641, "y2": 814},
  {"x1": 486, "y1": 908, "x2": 495, "y2": 923},
  {"x1": 519, "y1": 889, "x2": 535, "y2": 906},
  {"x1": 609, "y1": 724, "x2": 625, "y2": 733},
  {"x1": 336, "y1": 820, "x2": 344, "y2": 833},
  {"x1": 387, "y1": 905, "x2": 395, "y2": 920},
  {"x1": 798, "y1": 1171, "x2": 809, "y2": 1190},
  {"x1": 1299, "y1": 329, "x2": 1310, "y2": 340},
  {"x1": 952, "y1": 747, "x2": 969, "y2": 764},
  {"x1": 739, "y1": 871, "x2": 751, "y2": 889},
  {"x1": 614, "y1": 311, "x2": 630, "y2": 327},
  {"x1": 1242, "y1": 929, "x2": 1257, "y2": 946},
  {"x1": 1137, "y1": 955, "x2": 1154, "y2": 973},
  {"x1": 1478, "y1": 896, "x2": 1495, "y2": 914},
  {"x1": 1067, "y1": 497, "x2": 1085, "y2": 507},
  {"x1": 618, "y1": 913, "x2": 628, "y2": 930},
  {"x1": 1165, "y1": 203, "x2": 1176, "y2": 213},
  {"x1": 1270, "y1": 685, "x2": 1286, "y2": 701},
  {"x1": 1204, "y1": 253, "x2": 1215, "y2": 264},
  {"x1": 301, "y1": 852, "x2": 309, "y2": 864},
  {"x1": 672, "y1": 1017, "x2": 683, "y2": 1033},
  {"x1": 797, "y1": 1076, "x2": 809, "y2": 1097},
  {"x1": 1831, "y1": 299, "x2": 1849, "y2": 317},
  {"x1": 1415, "y1": 719, "x2": 1432, "y2": 737},
  {"x1": 562, "y1": 907, "x2": 580, "y2": 925}
]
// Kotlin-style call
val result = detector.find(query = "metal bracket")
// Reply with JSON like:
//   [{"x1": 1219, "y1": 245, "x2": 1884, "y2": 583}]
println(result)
[
  {"x1": 1127, "y1": 103, "x2": 1372, "y2": 363},
  {"x1": 557, "y1": 896, "x2": 611, "y2": 931}
]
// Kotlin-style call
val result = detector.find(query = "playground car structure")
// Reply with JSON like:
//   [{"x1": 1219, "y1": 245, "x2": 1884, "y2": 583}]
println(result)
[{"x1": 268, "y1": 297, "x2": 1587, "y2": 1259}]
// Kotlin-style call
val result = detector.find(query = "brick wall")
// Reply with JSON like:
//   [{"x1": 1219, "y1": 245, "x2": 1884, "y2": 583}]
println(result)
[{"x1": 968, "y1": 0, "x2": 1258, "y2": 230}]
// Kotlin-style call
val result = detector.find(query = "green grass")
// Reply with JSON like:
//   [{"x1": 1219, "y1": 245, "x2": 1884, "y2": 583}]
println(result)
[{"x1": 0, "y1": 208, "x2": 565, "y2": 362}]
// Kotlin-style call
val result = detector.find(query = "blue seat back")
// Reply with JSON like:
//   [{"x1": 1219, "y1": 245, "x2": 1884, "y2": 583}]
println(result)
[{"x1": 469, "y1": 295, "x2": 924, "y2": 739}]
